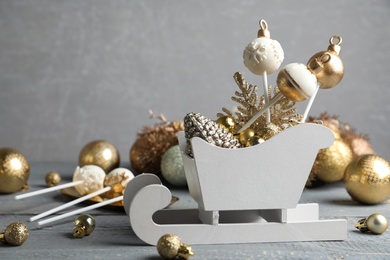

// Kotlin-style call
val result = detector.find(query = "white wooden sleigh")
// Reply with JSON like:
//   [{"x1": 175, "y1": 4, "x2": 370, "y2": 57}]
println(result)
[{"x1": 123, "y1": 123, "x2": 347, "y2": 245}]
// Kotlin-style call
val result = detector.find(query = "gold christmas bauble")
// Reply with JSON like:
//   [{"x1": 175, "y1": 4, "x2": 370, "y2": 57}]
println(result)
[
  {"x1": 0, "y1": 148, "x2": 30, "y2": 194},
  {"x1": 238, "y1": 128, "x2": 256, "y2": 146},
  {"x1": 79, "y1": 140, "x2": 120, "y2": 174},
  {"x1": 157, "y1": 234, "x2": 194, "y2": 259},
  {"x1": 45, "y1": 171, "x2": 61, "y2": 187},
  {"x1": 344, "y1": 154, "x2": 390, "y2": 204},
  {"x1": 0, "y1": 222, "x2": 29, "y2": 246},
  {"x1": 215, "y1": 116, "x2": 235, "y2": 133},
  {"x1": 315, "y1": 139, "x2": 353, "y2": 183}
]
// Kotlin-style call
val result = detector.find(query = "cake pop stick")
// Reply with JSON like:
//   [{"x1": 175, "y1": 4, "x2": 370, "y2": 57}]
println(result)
[
  {"x1": 300, "y1": 36, "x2": 344, "y2": 122},
  {"x1": 37, "y1": 195, "x2": 124, "y2": 227},
  {"x1": 237, "y1": 62, "x2": 318, "y2": 133},
  {"x1": 29, "y1": 168, "x2": 134, "y2": 222},
  {"x1": 15, "y1": 165, "x2": 106, "y2": 200},
  {"x1": 243, "y1": 19, "x2": 284, "y2": 123}
]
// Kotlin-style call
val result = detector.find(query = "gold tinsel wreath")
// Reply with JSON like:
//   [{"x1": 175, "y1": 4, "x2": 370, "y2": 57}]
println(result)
[
  {"x1": 130, "y1": 110, "x2": 184, "y2": 174},
  {"x1": 306, "y1": 112, "x2": 374, "y2": 187}
]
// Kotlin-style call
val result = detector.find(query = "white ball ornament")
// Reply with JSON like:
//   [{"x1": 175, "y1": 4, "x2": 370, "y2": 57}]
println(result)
[
  {"x1": 161, "y1": 145, "x2": 187, "y2": 187},
  {"x1": 243, "y1": 20, "x2": 284, "y2": 75}
]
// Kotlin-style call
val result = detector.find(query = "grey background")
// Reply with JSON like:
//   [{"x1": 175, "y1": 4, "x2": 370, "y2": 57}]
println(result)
[{"x1": 1, "y1": 0, "x2": 389, "y2": 164}]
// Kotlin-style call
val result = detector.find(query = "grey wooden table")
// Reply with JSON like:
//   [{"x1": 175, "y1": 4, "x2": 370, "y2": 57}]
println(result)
[{"x1": 1, "y1": 162, "x2": 389, "y2": 259}]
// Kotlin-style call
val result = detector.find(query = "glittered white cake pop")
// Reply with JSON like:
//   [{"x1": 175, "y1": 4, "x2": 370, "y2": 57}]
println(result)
[
  {"x1": 243, "y1": 20, "x2": 284, "y2": 75},
  {"x1": 73, "y1": 165, "x2": 106, "y2": 196},
  {"x1": 104, "y1": 168, "x2": 135, "y2": 195}
]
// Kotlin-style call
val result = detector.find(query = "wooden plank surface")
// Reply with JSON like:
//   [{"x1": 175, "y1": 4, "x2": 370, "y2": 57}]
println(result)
[{"x1": 1, "y1": 162, "x2": 389, "y2": 259}]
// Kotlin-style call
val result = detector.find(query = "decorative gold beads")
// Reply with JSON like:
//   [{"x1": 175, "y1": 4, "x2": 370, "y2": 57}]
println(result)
[
  {"x1": 45, "y1": 171, "x2": 61, "y2": 187},
  {"x1": 79, "y1": 140, "x2": 120, "y2": 174},
  {"x1": 73, "y1": 214, "x2": 96, "y2": 238},
  {"x1": 238, "y1": 128, "x2": 256, "y2": 146},
  {"x1": 344, "y1": 154, "x2": 390, "y2": 204},
  {"x1": 0, "y1": 222, "x2": 29, "y2": 246},
  {"x1": 356, "y1": 213, "x2": 388, "y2": 235},
  {"x1": 0, "y1": 148, "x2": 30, "y2": 194},
  {"x1": 157, "y1": 234, "x2": 194, "y2": 259}
]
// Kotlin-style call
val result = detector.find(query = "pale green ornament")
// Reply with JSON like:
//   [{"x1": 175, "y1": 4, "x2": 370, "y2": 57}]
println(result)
[{"x1": 161, "y1": 145, "x2": 187, "y2": 187}]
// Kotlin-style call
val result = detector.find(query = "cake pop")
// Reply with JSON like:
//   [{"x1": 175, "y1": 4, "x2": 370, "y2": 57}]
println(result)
[
  {"x1": 29, "y1": 168, "x2": 134, "y2": 222},
  {"x1": 15, "y1": 165, "x2": 106, "y2": 200},
  {"x1": 243, "y1": 19, "x2": 284, "y2": 123}
]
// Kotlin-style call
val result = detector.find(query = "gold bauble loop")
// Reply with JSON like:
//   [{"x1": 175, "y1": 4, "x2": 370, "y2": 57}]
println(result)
[
  {"x1": 315, "y1": 139, "x2": 353, "y2": 182},
  {"x1": 79, "y1": 140, "x2": 120, "y2": 174},
  {"x1": 344, "y1": 154, "x2": 390, "y2": 204},
  {"x1": 0, "y1": 148, "x2": 30, "y2": 194},
  {"x1": 0, "y1": 222, "x2": 29, "y2": 246}
]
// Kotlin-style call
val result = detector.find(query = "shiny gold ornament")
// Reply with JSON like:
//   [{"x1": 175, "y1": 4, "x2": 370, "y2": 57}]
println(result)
[
  {"x1": 79, "y1": 140, "x2": 120, "y2": 174},
  {"x1": 0, "y1": 222, "x2": 29, "y2": 246},
  {"x1": 216, "y1": 116, "x2": 236, "y2": 133},
  {"x1": 315, "y1": 139, "x2": 353, "y2": 183},
  {"x1": 239, "y1": 128, "x2": 256, "y2": 146},
  {"x1": 0, "y1": 148, "x2": 30, "y2": 194},
  {"x1": 130, "y1": 111, "x2": 184, "y2": 173},
  {"x1": 344, "y1": 154, "x2": 390, "y2": 204},
  {"x1": 45, "y1": 171, "x2": 61, "y2": 187},
  {"x1": 355, "y1": 213, "x2": 388, "y2": 235},
  {"x1": 307, "y1": 36, "x2": 344, "y2": 89},
  {"x1": 157, "y1": 234, "x2": 194, "y2": 259},
  {"x1": 73, "y1": 214, "x2": 96, "y2": 238},
  {"x1": 247, "y1": 136, "x2": 265, "y2": 147}
]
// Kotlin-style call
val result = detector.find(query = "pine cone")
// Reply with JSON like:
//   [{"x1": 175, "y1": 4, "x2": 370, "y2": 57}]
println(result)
[{"x1": 184, "y1": 112, "x2": 242, "y2": 157}]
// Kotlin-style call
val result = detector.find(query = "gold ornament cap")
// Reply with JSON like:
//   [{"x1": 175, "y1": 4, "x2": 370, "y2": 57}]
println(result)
[
  {"x1": 257, "y1": 19, "x2": 271, "y2": 38},
  {"x1": 0, "y1": 222, "x2": 29, "y2": 246},
  {"x1": 356, "y1": 213, "x2": 388, "y2": 235},
  {"x1": 307, "y1": 36, "x2": 344, "y2": 89}
]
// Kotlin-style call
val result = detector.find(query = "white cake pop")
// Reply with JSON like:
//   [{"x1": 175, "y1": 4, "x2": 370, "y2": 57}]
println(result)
[
  {"x1": 243, "y1": 19, "x2": 284, "y2": 123},
  {"x1": 243, "y1": 20, "x2": 284, "y2": 75},
  {"x1": 72, "y1": 165, "x2": 106, "y2": 196}
]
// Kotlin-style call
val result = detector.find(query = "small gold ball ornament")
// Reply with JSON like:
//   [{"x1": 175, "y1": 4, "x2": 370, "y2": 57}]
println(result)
[
  {"x1": 315, "y1": 139, "x2": 353, "y2": 183},
  {"x1": 79, "y1": 140, "x2": 120, "y2": 174},
  {"x1": 355, "y1": 213, "x2": 388, "y2": 235},
  {"x1": 344, "y1": 154, "x2": 390, "y2": 204},
  {"x1": 157, "y1": 234, "x2": 194, "y2": 259},
  {"x1": 0, "y1": 148, "x2": 30, "y2": 194},
  {"x1": 45, "y1": 171, "x2": 61, "y2": 187},
  {"x1": 238, "y1": 128, "x2": 256, "y2": 146},
  {"x1": 215, "y1": 116, "x2": 236, "y2": 133},
  {"x1": 0, "y1": 222, "x2": 29, "y2": 246},
  {"x1": 73, "y1": 214, "x2": 96, "y2": 238}
]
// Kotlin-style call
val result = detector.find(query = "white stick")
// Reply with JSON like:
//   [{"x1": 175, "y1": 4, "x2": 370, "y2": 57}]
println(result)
[
  {"x1": 37, "y1": 195, "x2": 124, "y2": 227},
  {"x1": 29, "y1": 186, "x2": 112, "y2": 222},
  {"x1": 15, "y1": 180, "x2": 84, "y2": 200},
  {"x1": 237, "y1": 92, "x2": 283, "y2": 133},
  {"x1": 301, "y1": 84, "x2": 320, "y2": 123},
  {"x1": 262, "y1": 71, "x2": 271, "y2": 123}
]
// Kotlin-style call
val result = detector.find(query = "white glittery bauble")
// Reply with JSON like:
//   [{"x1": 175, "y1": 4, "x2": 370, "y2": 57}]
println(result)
[
  {"x1": 161, "y1": 145, "x2": 187, "y2": 187},
  {"x1": 106, "y1": 168, "x2": 135, "y2": 188},
  {"x1": 243, "y1": 37, "x2": 284, "y2": 75},
  {"x1": 72, "y1": 165, "x2": 106, "y2": 195}
]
